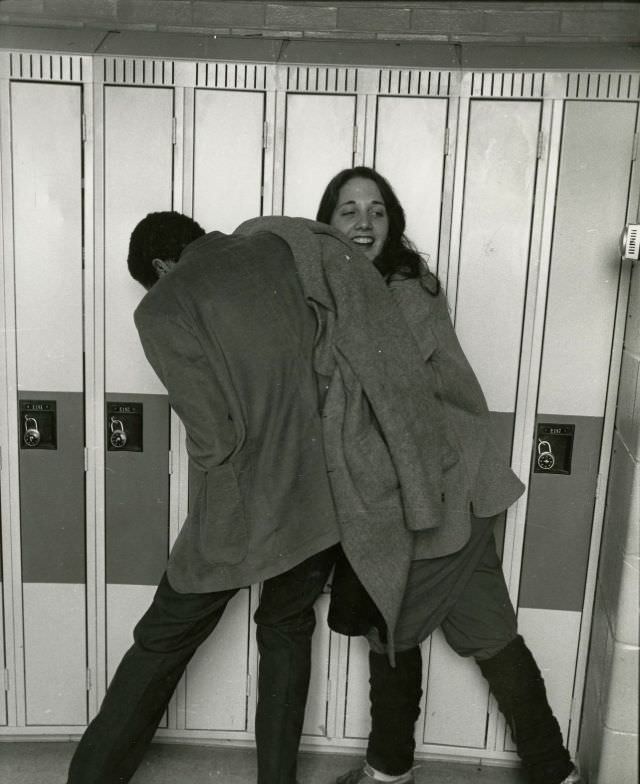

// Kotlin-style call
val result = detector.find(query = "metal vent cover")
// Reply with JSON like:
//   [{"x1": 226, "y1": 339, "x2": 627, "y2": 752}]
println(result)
[
  {"x1": 285, "y1": 66, "x2": 357, "y2": 93},
  {"x1": 566, "y1": 72, "x2": 640, "y2": 101},
  {"x1": 195, "y1": 62, "x2": 267, "y2": 90},
  {"x1": 378, "y1": 69, "x2": 452, "y2": 97},
  {"x1": 9, "y1": 53, "x2": 84, "y2": 82}
]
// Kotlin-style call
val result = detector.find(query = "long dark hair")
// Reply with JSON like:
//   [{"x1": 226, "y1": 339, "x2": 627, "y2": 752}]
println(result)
[{"x1": 316, "y1": 166, "x2": 439, "y2": 294}]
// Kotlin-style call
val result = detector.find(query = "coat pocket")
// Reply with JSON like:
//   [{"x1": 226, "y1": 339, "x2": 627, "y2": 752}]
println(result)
[{"x1": 196, "y1": 463, "x2": 248, "y2": 566}]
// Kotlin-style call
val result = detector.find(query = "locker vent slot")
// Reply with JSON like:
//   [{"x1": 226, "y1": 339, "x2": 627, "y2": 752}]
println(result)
[
  {"x1": 196, "y1": 62, "x2": 267, "y2": 90},
  {"x1": 378, "y1": 69, "x2": 452, "y2": 97},
  {"x1": 102, "y1": 58, "x2": 176, "y2": 86},
  {"x1": 9, "y1": 53, "x2": 84, "y2": 82},
  {"x1": 565, "y1": 72, "x2": 640, "y2": 101},
  {"x1": 285, "y1": 66, "x2": 357, "y2": 93},
  {"x1": 469, "y1": 71, "x2": 545, "y2": 98}
]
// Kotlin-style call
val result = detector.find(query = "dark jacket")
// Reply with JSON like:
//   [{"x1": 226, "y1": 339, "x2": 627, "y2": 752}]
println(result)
[{"x1": 134, "y1": 230, "x2": 339, "y2": 592}]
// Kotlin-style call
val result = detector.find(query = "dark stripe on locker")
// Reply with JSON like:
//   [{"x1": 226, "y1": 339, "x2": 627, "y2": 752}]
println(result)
[
  {"x1": 19, "y1": 391, "x2": 85, "y2": 583},
  {"x1": 105, "y1": 393, "x2": 169, "y2": 585},
  {"x1": 488, "y1": 410, "x2": 516, "y2": 557},
  {"x1": 519, "y1": 414, "x2": 603, "y2": 612}
]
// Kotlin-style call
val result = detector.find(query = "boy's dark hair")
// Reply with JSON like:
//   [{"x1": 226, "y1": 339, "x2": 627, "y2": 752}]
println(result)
[{"x1": 127, "y1": 211, "x2": 205, "y2": 288}]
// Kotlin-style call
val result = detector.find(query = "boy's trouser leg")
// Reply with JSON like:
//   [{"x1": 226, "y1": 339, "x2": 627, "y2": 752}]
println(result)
[
  {"x1": 254, "y1": 546, "x2": 338, "y2": 784},
  {"x1": 477, "y1": 635, "x2": 573, "y2": 784},
  {"x1": 67, "y1": 573, "x2": 236, "y2": 784},
  {"x1": 365, "y1": 646, "x2": 423, "y2": 776}
]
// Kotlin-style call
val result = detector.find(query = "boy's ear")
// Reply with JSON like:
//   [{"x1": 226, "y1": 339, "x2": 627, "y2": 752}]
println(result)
[{"x1": 151, "y1": 258, "x2": 177, "y2": 278}]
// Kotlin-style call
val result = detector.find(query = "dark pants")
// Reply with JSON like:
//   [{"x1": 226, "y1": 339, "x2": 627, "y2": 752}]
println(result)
[
  {"x1": 366, "y1": 638, "x2": 572, "y2": 784},
  {"x1": 363, "y1": 535, "x2": 573, "y2": 784},
  {"x1": 67, "y1": 546, "x2": 338, "y2": 784}
]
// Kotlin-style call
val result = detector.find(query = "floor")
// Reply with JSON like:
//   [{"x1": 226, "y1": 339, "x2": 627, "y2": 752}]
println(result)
[{"x1": 0, "y1": 741, "x2": 527, "y2": 784}]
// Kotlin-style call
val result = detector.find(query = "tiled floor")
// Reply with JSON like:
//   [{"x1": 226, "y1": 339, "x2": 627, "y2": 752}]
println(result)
[{"x1": 0, "y1": 741, "x2": 526, "y2": 784}]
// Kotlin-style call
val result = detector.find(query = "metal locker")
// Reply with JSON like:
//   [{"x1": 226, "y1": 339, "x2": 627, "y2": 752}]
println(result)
[
  {"x1": 193, "y1": 88, "x2": 265, "y2": 233},
  {"x1": 341, "y1": 93, "x2": 451, "y2": 744},
  {"x1": 374, "y1": 96, "x2": 449, "y2": 271},
  {"x1": 423, "y1": 98, "x2": 542, "y2": 749},
  {"x1": 181, "y1": 86, "x2": 267, "y2": 732},
  {"x1": 283, "y1": 92, "x2": 357, "y2": 220},
  {"x1": 11, "y1": 81, "x2": 86, "y2": 726},
  {"x1": 103, "y1": 85, "x2": 173, "y2": 702},
  {"x1": 0, "y1": 527, "x2": 6, "y2": 725},
  {"x1": 517, "y1": 99, "x2": 639, "y2": 750}
]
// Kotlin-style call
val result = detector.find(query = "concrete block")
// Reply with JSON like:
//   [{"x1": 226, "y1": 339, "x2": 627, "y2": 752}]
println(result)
[
  {"x1": 338, "y1": 5, "x2": 410, "y2": 33},
  {"x1": 411, "y1": 9, "x2": 485, "y2": 34},
  {"x1": 625, "y1": 268, "x2": 640, "y2": 357},
  {"x1": 560, "y1": 9, "x2": 640, "y2": 38},
  {"x1": 266, "y1": 4, "x2": 337, "y2": 32},
  {"x1": 617, "y1": 351, "x2": 640, "y2": 457},
  {"x1": 613, "y1": 555, "x2": 639, "y2": 647},
  {"x1": 596, "y1": 725, "x2": 639, "y2": 783},
  {"x1": 192, "y1": 1, "x2": 265, "y2": 28},
  {"x1": 0, "y1": 0, "x2": 44, "y2": 14},
  {"x1": 43, "y1": 0, "x2": 116, "y2": 19},
  {"x1": 117, "y1": 0, "x2": 191, "y2": 26},
  {"x1": 605, "y1": 641, "x2": 639, "y2": 732},
  {"x1": 484, "y1": 10, "x2": 559, "y2": 36}
]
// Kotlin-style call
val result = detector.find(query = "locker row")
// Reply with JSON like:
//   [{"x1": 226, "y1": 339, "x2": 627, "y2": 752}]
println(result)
[{"x1": 0, "y1": 62, "x2": 637, "y2": 766}]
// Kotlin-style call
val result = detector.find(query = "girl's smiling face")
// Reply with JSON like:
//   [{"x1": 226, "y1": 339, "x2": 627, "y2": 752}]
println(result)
[{"x1": 329, "y1": 177, "x2": 390, "y2": 262}]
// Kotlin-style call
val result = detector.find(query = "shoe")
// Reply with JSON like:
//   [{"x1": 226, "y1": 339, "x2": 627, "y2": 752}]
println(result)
[
  {"x1": 335, "y1": 767, "x2": 415, "y2": 784},
  {"x1": 560, "y1": 767, "x2": 582, "y2": 784}
]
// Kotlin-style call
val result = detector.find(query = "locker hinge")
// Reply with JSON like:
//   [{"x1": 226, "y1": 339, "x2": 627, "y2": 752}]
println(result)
[
  {"x1": 536, "y1": 131, "x2": 544, "y2": 159},
  {"x1": 84, "y1": 447, "x2": 89, "y2": 472},
  {"x1": 246, "y1": 673, "x2": 252, "y2": 697},
  {"x1": 262, "y1": 121, "x2": 269, "y2": 150},
  {"x1": 443, "y1": 128, "x2": 450, "y2": 156},
  {"x1": 632, "y1": 132, "x2": 639, "y2": 162},
  {"x1": 0, "y1": 446, "x2": 2, "y2": 472},
  {"x1": 168, "y1": 450, "x2": 173, "y2": 476},
  {"x1": 2, "y1": 669, "x2": 9, "y2": 691},
  {"x1": 352, "y1": 125, "x2": 358, "y2": 154},
  {"x1": 81, "y1": 114, "x2": 87, "y2": 142},
  {"x1": 86, "y1": 668, "x2": 92, "y2": 691},
  {"x1": 172, "y1": 117, "x2": 177, "y2": 145}
]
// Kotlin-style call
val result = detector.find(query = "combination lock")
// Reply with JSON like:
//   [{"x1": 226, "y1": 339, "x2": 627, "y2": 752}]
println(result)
[
  {"x1": 109, "y1": 417, "x2": 128, "y2": 449},
  {"x1": 23, "y1": 416, "x2": 41, "y2": 447},
  {"x1": 537, "y1": 439, "x2": 555, "y2": 471}
]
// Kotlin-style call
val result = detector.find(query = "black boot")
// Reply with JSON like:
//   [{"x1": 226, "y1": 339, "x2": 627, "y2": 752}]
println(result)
[
  {"x1": 366, "y1": 646, "x2": 422, "y2": 776},
  {"x1": 477, "y1": 635, "x2": 573, "y2": 784}
]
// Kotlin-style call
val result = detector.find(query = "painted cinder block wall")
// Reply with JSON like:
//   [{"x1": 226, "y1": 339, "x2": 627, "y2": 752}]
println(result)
[
  {"x1": 0, "y1": 1, "x2": 638, "y2": 45},
  {"x1": 579, "y1": 258, "x2": 640, "y2": 783}
]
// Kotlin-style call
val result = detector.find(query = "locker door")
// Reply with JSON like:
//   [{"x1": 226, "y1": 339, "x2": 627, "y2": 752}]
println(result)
[
  {"x1": 342, "y1": 95, "x2": 450, "y2": 743},
  {"x1": 283, "y1": 93, "x2": 356, "y2": 220},
  {"x1": 374, "y1": 96, "x2": 449, "y2": 269},
  {"x1": 11, "y1": 81, "x2": 86, "y2": 725},
  {"x1": 424, "y1": 99, "x2": 542, "y2": 749},
  {"x1": 193, "y1": 89, "x2": 264, "y2": 232},
  {"x1": 0, "y1": 510, "x2": 5, "y2": 725},
  {"x1": 103, "y1": 86, "x2": 173, "y2": 692},
  {"x1": 517, "y1": 100, "x2": 638, "y2": 749},
  {"x1": 280, "y1": 90, "x2": 357, "y2": 739},
  {"x1": 182, "y1": 87, "x2": 267, "y2": 733}
]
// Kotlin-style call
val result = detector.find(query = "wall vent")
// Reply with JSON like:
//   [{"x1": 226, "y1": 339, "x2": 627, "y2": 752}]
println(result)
[
  {"x1": 378, "y1": 69, "x2": 452, "y2": 97},
  {"x1": 565, "y1": 72, "x2": 640, "y2": 101},
  {"x1": 195, "y1": 62, "x2": 267, "y2": 90},
  {"x1": 9, "y1": 53, "x2": 83, "y2": 82},
  {"x1": 285, "y1": 66, "x2": 357, "y2": 93},
  {"x1": 469, "y1": 71, "x2": 545, "y2": 98},
  {"x1": 102, "y1": 58, "x2": 176, "y2": 86}
]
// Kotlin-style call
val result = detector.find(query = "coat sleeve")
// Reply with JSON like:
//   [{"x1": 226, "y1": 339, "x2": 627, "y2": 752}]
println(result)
[{"x1": 134, "y1": 307, "x2": 239, "y2": 472}]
